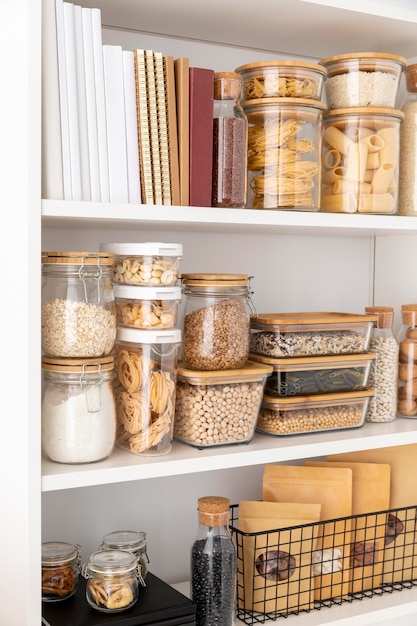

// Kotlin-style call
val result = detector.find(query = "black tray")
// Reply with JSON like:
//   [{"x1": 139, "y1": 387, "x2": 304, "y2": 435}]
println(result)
[{"x1": 42, "y1": 572, "x2": 196, "y2": 626}]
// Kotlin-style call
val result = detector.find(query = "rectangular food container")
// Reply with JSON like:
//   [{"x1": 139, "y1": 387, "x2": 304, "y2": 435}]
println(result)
[
  {"x1": 249, "y1": 352, "x2": 376, "y2": 397},
  {"x1": 257, "y1": 389, "x2": 374, "y2": 436},
  {"x1": 250, "y1": 312, "x2": 377, "y2": 358},
  {"x1": 174, "y1": 361, "x2": 273, "y2": 448}
]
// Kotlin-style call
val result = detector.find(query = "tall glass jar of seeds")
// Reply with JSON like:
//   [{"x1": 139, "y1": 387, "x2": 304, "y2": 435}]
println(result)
[
  {"x1": 398, "y1": 64, "x2": 417, "y2": 216},
  {"x1": 397, "y1": 304, "x2": 417, "y2": 418},
  {"x1": 364, "y1": 306, "x2": 398, "y2": 423},
  {"x1": 42, "y1": 251, "x2": 116, "y2": 358},
  {"x1": 181, "y1": 273, "x2": 253, "y2": 370},
  {"x1": 212, "y1": 72, "x2": 247, "y2": 208},
  {"x1": 191, "y1": 496, "x2": 236, "y2": 626}
]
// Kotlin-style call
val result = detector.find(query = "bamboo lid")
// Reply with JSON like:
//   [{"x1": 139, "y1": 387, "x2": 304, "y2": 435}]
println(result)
[
  {"x1": 42, "y1": 251, "x2": 114, "y2": 266},
  {"x1": 181, "y1": 273, "x2": 249, "y2": 288},
  {"x1": 42, "y1": 355, "x2": 114, "y2": 373}
]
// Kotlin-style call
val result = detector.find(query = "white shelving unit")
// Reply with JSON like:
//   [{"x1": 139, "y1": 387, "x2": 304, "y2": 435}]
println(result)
[{"x1": 4, "y1": 1, "x2": 417, "y2": 624}]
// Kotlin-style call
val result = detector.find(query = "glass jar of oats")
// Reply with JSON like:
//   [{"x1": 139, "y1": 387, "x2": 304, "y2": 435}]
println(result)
[
  {"x1": 398, "y1": 64, "x2": 417, "y2": 216},
  {"x1": 41, "y1": 251, "x2": 116, "y2": 358},
  {"x1": 181, "y1": 273, "x2": 253, "y2": 370}
]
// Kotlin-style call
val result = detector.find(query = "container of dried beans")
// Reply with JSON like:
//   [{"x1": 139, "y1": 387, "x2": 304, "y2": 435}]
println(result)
[{"x1": 181, "y1": 273, "x2": 254, "y2": 371}]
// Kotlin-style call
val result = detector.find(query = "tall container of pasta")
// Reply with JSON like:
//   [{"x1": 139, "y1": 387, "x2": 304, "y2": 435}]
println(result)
[
  {"x1": 235, "y1": 61, "x2": 327, "y2": 211},
  {"x1": 319, "y1": 52, "x2": 406, "y2": 215}
]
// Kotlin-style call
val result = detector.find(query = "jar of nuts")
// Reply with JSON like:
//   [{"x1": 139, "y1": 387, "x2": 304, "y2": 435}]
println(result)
[
  {"x1": 41, "y1": 251, "x2": 116, "y2": 358},
  {"x1": 397, "y1": 304, "x2": 417, "y2": 418},
  {"x1": 181, "y1": 273, "x2": 253, "y2": 371},
  {"x1": 82, "y1": 550, "x2": 142, "y2": 613},
  {"x1": 42, "y1": 541, "x2": 81, "y2": 602}
]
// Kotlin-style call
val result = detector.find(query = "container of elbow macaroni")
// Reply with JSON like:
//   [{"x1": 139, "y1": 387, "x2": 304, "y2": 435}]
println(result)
[{"x1": 321, "y1": 107, "x2": 404, "y2": 215}]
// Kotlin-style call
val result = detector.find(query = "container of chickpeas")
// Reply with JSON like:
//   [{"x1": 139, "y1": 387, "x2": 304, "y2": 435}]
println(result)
[
  {"x1": 114, "y1": 284, "x2": 181, "y2": 329},
  {"x1": 257, "y1": 389, "x2": 374, "y2": 436},
  {"x1": 174, "y1": 361, "x2": 272, "y2": 448},
  {"x1": 242, "y1": 98, "x2": 326, "y2": 210},
  {"x1": 321, "y1": 107, "x2": 404, "y2": 214},
  {"x1": 100, "y1": 242, "x2": 183, "y2": 286}
]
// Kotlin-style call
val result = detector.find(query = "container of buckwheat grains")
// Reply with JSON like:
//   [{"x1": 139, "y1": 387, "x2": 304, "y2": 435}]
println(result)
[{"x1": 181, "y1": 273, "x2": 253, "y2": 370}]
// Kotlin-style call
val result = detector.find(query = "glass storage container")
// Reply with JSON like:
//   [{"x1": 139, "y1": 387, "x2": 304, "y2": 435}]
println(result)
[
  {"x1": 100, "y1": 530, "x2": 149, "y2": 579},
  {"x1": 82, "y1": 550, "x2": 142, "y2": 613},
  {"x1": 114, "y1": 327, "x2": 181, "y2": 455},
  {"x1": 398, "y1": 64, "x2": 417, "y2": 216},
  {"x1": 174, "y1": 361, "x2": 272, "y2": 448},
  {"x1": 41, "y1": 251, "x2": 116, "y2": 358},
  {"x1": 181, "y1": 273, "x2": 253, "y2": 371},
  {"x1": 41, "y1": 355, "x2": 116, "y2": 464},
  {"x1": 319, "y1": 52, "x2": 406, "y2": 109},
  {"x1": 42, "y1": 541, "x2": 81, "y2": 602},
  {"x1": 242, "y1": 98, "x2": 326, "y2": 210},
  {"x1": 191, "y1": 496, "x2": 236, "y2": 626},
  {"x1": 100, "y1": 242, "x2": 183, "y2": 286},
  {"x1": 321, "y1": 107, "x2": 404, "y2": 214},
  {"x1": 114, "y1": 284, "x2": 181, "y2": 329},
  {"x1": 212, "y1": 71, "x2": 247, "y2": 208},
  {"x1": 364, "y1": 306, "x2": 398, "y2": 423},
  {"x1": 397, "y1": 304, "x2": 417, "y2": 418}
]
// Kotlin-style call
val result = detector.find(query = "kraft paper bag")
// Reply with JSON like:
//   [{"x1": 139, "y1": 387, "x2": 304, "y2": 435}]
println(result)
[
  {"x1": 306, "y1": 460, "x2": 390, "y2": 593},
  {"x1": 237, "y1": 500, "x2": 321, "y2": 615},
  {"x1": 262, "y1": 464, "x2": 353, "y2": 600},
  {"x1": 328, "y1": 445, "x2": 417, "y2": 584}
]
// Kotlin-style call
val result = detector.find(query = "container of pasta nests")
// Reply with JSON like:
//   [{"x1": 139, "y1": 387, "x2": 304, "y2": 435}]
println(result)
[
  {"x1": 242, "y1": 98, "x2": 326, "y2": 210},
  {"x1": 321, "y1": 107, "x2": 404, "y2": 214}
]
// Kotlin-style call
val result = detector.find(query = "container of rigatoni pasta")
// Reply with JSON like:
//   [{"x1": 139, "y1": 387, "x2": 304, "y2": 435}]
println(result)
[
  {"x1": 242, "y1": 98, "x2": 326, "y2": 210},
  {"x1": 321, "y1": 107, "x2": 404, "y2": 214}
]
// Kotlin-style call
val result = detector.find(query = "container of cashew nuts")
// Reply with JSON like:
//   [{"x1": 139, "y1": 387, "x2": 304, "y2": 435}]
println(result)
[
  {"x1": 257, "y1": 388, "x2": 374, "y2": 436},
  {"x1": 114, "y1": 284, "x2": 181, "y2": 329},
  {"x1": 114, "y1": 327, "x2": 180, "y2": 456},
  {"x1": 181, "y1": 273, "x2": 253, "y2": 371},
  {"x1": 174, "y1": 360, "x2": 272, "y2": 448},
  {"x1": 82, "y1": 550, "x2": 142, "y2": 613},
  {"x1": 100, "y1": 242, "x2": 183, "y2": 286}
]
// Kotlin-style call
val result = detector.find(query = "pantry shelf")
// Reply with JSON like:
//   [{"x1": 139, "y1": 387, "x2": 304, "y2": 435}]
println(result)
[{"x1": 42, "y1": 418, "x2": 417, "y2": 492}]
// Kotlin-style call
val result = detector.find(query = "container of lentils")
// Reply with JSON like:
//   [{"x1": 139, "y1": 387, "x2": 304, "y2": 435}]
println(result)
[
  {"x1": 42, "y1": 251, "x2": 116, "y2": 358},
  {"x1": 181, "y1": 273, "x2": 253, "y2": 371}
]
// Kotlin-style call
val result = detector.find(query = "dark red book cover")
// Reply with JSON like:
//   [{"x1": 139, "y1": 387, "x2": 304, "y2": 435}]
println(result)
[{"x1": 188, "y1": 67, "x2": 214, "y2": 207}]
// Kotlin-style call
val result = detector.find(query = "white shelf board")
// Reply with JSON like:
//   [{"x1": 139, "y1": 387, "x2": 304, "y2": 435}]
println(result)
[
  {"x1": 42, "y1": 418, "x2": 417, "y2": 492},
  {"x1": 42, "y1": 200, "x2": 417, "y2": 237},
  {"x1": 78, "y1": 0, "x2": 417, "y2": 59}
]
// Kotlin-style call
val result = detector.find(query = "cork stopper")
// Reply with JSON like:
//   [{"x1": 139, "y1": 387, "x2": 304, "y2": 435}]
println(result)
[
  {"x1": 198, "y1": 496, "x2": 230, "y2": 526},
  {"x1": 365, "y1": 306, "x2": 393, "y2": 329},
  {"x1": 401, "y1": 304, "x2": 417, "y2": 326},
  {"x1": 214, "y1": 72, "x2": 242, "y2": 100},
  {"x1": 405, "y1": 64, "x2": 417, "y2": 93}
]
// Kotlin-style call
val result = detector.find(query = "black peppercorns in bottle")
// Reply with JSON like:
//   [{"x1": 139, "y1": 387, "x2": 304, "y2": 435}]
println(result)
[{"x1": 191, "y1": 496, "x2": 236, "y2": 626}]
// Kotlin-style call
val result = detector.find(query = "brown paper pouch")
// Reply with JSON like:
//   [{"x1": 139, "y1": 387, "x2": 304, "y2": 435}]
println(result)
[
  {"x1": 328, "y1": 445, "x2": 417, "y2": 584},
  {"x1": 262, "y1": 464, "x2": 353, "y2": 600},
  {"x1": 237, "y1": 500, "x2": 321, "y2": 615},
  {"x1": 306, "y1": 460, "x2": 390, "y2": 593}
]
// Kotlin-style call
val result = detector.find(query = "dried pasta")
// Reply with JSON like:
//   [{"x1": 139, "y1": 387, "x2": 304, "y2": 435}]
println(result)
[{"x1": 243, "y1": 74, "x2": 318, "y2": 99}]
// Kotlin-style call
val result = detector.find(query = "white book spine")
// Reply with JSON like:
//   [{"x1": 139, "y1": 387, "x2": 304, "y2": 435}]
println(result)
[
  {"x1": 91, "y1": 7, "x2": 110, "y2": 202},
  {"x1": 73, "y1": 4, "x2": 90, "y2": 200},
  {"x1": 122, "y1": 50, "x2": 141, "y2": 204},
  {"x1": 55, "y1": 0, "x2": 72, "y2": 199},
  {"x1": 63, "y1": 2, "x2": 82, "y2": 201},
  {"x1": 81, "y1": 7, "x2": 100, "y2": 202},
  {"x1": 102, "y1": 45, "x2": 129, "y2": 204}
]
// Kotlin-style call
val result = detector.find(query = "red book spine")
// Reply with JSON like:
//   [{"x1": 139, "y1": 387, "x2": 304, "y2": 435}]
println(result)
[{"x1": 188, "y1": 67, "x2": 214, "y2": 207}]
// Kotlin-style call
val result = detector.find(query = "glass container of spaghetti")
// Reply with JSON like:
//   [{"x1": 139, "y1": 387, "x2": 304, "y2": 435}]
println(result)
[
  {"x1": 113, "y1": 327, "x2": 181, "y2": 456},
  {"x1": 242, "y1": 98, "x2": 326, "y2": 210},
  {"x1": 321, "y1": 107, "x2": 404, "y2": 214}
]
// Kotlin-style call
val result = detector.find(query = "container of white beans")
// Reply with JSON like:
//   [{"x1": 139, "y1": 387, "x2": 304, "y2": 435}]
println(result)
[
  {"x1": 174, "y1": 361, "x2": 272, "y2": 448},
  {"x1": 321, "y1": 108, "x2": 404, "y2": 214}
]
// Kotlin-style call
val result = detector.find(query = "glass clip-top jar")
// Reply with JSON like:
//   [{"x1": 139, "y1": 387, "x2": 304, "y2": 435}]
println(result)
[
  {"x1": 41, "y1": 355, "x2": 116, "y2": 464},
  {"x1": 41, "y1": 251, "x2": 116, "y2": 358},
  {"x1": 42, "y1": 541, "x2": 81, "y2": 602},
  {"x1": 181, "y1": 273, "x2": 254, "y2": 371},
  {"x1": 100, "y1": 530, "x2": 149, "y2": 579},
  {"x1": 82, "y1": 550, "x2": 144, "y2": 613}
]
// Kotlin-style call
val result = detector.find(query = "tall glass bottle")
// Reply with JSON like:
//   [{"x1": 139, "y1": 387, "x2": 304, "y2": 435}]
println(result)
[
  {"x1": 397, "y1": 304, "x2": 417, "y2": 417},
  {"x1": 364, "y1": 306, "x2": 398, "y2": 422},
  {"x1": 398, "y1": 64, "x2": 417, "y2": 216},
  {"x1": 191, "y1": 496, "x2": 236, "y2": 626},
  {"x1": 212, "y1": 72, "x2": 247, "y2": 208}
]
